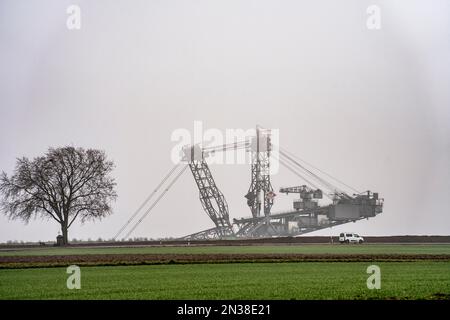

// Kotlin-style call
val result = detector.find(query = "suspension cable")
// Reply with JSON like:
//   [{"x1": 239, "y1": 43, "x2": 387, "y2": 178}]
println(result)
[
  {"x1": 280, "y1": 147, "x2": 361, "y2": 194},
  {"x1": 113, "y1": 163, "x2": 182, "y2": 240},
  {"x1": 277, "y1": 157, "x2": 320, "y2": 189},
  {"x1": 279, "y1": 150, "x2": 345, "y2": 194},
  {"x1": 122, "y1": 164, "x2": 188, "y2": 240},
  {"x1": 277, "y1": 157, "x2": 333, "y2": 200},
  {"x1": 203, "y1": 140, "x2": 250, "y2": 153}
]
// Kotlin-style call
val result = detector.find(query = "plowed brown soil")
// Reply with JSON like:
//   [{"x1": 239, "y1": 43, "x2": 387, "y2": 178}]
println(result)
[{"x1": 1, "y1": 253, "x2": 449, "y2": 269}]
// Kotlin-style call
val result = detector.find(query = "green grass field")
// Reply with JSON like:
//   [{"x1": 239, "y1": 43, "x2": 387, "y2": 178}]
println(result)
[
  {"x1": 1, "y1": 244, "x2": 450, "y2": 256},
  {"x1": 1, "y1": 244, "x2": 449, "y2": 299},
  {"x1": 1, "y1": 262, "x2": 449, "y2": 299}
]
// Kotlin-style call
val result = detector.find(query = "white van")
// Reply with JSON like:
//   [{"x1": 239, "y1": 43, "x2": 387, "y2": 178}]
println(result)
[{"x1": 339, "y1": 233, "x2": 364, "y2": 244}]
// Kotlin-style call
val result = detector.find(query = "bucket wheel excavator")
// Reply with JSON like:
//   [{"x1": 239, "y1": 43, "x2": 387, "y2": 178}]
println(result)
[{"x1": 114, "y1": 126, "x2": 383, "y2": 240}]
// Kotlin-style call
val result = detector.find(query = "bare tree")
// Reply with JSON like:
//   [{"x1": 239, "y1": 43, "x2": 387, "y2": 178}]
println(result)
[{"x1": 0, "y1": 146, "x2": 117, "y2": 245}]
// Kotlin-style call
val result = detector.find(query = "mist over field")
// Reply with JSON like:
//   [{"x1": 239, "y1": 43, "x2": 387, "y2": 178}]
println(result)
[{"x1": 1, "y1": 0, "x2": 449, "y2": 242}]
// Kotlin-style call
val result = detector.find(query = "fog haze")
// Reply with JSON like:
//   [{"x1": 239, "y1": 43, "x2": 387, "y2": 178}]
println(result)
[{"x1": 0, "y1": 0, "x2": 449, "y2": 242}]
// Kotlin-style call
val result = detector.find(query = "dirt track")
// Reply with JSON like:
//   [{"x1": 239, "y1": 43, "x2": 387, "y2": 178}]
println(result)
[{"x1": 1, "y1": 253, "x2": 449, "y2": 269}]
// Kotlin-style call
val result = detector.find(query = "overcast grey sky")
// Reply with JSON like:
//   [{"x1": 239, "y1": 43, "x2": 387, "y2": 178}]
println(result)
[{"x1": 0, "y1": 0, "x2": 449, "y2": 242}]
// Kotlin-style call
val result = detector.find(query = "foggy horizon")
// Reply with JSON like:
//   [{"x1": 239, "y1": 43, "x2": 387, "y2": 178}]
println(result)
[{"x1": 1, "y1": 0, "x2": 449, "y2": 242}]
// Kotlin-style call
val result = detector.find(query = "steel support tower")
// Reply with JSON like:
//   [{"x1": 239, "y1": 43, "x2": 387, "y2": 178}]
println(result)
[{"x1": 245, "y1": 126, "x2": 274, "y2": 218}]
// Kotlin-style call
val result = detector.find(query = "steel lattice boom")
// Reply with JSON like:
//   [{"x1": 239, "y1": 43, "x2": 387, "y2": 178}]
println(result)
[{"x1": 188, "y1": 159, "x2": 234, "y2": 237}]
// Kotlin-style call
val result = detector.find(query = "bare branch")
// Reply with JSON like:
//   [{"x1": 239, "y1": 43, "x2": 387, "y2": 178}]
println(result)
[{"x1": 0, "y1": 146, "x2": 117, "y2": 244}]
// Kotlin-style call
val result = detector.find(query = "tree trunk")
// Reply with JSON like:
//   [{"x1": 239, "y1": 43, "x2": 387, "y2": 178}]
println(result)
[{"x1": 61, "y1": 224, "x2": 69, "y2": 245}]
